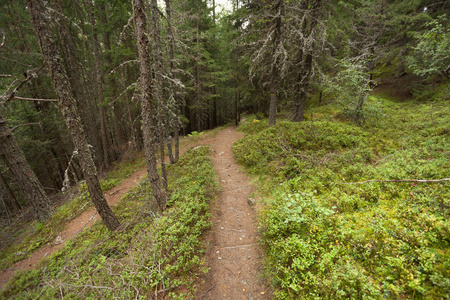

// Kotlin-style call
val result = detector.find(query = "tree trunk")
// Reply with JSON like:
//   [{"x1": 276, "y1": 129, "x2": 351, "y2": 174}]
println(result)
[
  {"x1": 98, "y1": 3, "x2": 126, "y2": 151},
  {"x1": 268, "y1": 1, "x2": 282, "y2": 127},
  {"x1": 27, "y1": 0, "x2": 120, "y2": 231},
  {"x1": 132, "y1": 0, "x2": 167, "y2": 209},
  {"x1": 234, "y1": 88, "x2": 239, "y2": 126},
  {"x1": 195, "y1": 0, "x2": 202, "y2": 132},
  {"x1": 292, "y1": 52, "x2": 312, "y2": 122},
  {"x1": 0, "y1": 170, "x2": 22, "y2": 212},
  {"x1": 165, "y1": 0, "x2": 180, "y2": 163},
  {"x1": 292, "y1": 1, "x2": 318, "y2": 122},
  {"x1": 86, "y1": 0, "x2": 110, "y2": 167},
  {"x1": 50, "y1": 0, "x2": 104, "y2": 167},
  {"x1": 174, "y1": 126, "x2": 180, "y2": 163},
  {"x1": 0, "y1": 114, "x2": 52, "y2": 221},
  {"x1": 151, "y1": 0, "x2": 168, "y2": 190},
  {"x1": 268, "y1": 84, "x2": 278, "y2": 127}
]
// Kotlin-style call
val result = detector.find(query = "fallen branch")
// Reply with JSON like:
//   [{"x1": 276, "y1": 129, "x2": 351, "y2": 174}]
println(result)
[
  {"x1": 221, "y1": 262, "x2": 236, "y2": 276},
  {"x1": 201, "y1": 284, "x2": 216, "y2": 299},
  {"x1": 342, "y1": 178, "x2": 449, "y2": 184},
  {"x1": 61, "y1": 282, "x2": 115, "y2": 290},
  {"x1": 221, "y1": 244, "x2": 254, "y2": 249},
  {"x1": 75, "y1": 212, "x2": 98, "y2": 235}
]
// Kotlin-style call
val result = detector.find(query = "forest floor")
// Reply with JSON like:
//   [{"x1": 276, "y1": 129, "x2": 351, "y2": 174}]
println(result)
[{"x1": 0, "y1": 124, "x2": 272, "y2": 299}]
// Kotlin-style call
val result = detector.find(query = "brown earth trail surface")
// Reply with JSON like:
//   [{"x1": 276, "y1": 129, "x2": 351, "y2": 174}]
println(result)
[{"x1": 197, "y1": 127, "x2": 272, "y2": 300}]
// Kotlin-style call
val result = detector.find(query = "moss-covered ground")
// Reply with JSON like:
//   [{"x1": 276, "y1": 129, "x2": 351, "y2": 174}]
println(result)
[{"x1": 233, "y1": 92, "x2": 449, "y2": 299}]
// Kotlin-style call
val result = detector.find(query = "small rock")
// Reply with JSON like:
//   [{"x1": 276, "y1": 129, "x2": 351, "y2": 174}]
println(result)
[
  {"x1": 218, "y1": 257, "x2": 222, "y2": 260},
  {"x1": 247, "y1": 198, "x2": 255, "y2": 206},
  {"x1": 54, "y1": 236, "x2": 63, "y2": 245}
]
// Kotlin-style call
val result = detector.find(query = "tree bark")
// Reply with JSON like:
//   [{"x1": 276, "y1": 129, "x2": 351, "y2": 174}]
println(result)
[
  {"x1": 150, "y1": 0, "x2": 168, "y2": 190},
  {"x1": 292, "y1": 0, "x2": 319, "y2": 122},
  {"x1": 133, "y1": 0, "x2": 167, "y2": 209},
  {"x1": 268, "y1": 0, "x2": 283, "y2": 127},
  {"x1": 27, "y1": 0, "x2": 120, "y2": 231},
  {"x1": 195, "y1": 0, "x2": 202, "y2": 132},
  {"x1": 0, "y1": 168, "x2": 22, "y2": 212},
  {"x1": 98, "y1": 3, "x2": 127, "y2": 150},
  {"x1": 292, "y1": 52, "x2": 312, "y2": 122},
  {"x1": 50, "y1": 0, "x2": 104, "y2": 167},
  {"x1": 165, "y1": 0, "x2": 180, "y2": 163},
  {"x1": 86, "y1": 0, "x2": 110, "y2": 167},
  {"x1": 0, "y1": 113, "x2": 52, "y2": 221}
]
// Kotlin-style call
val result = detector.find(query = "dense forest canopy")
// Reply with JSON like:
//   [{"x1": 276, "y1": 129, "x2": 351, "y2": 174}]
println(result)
[{"x1": 0, "y1": 0, "x2": 447, "y2": 224}]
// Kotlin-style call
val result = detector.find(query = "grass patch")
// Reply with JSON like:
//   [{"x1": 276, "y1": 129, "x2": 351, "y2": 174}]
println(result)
[
  {"x1": 1, "y1": 145, "x2": 218, "y2": 299},
  {"x1": 233, "y1": 94, "x2": 449, "y2": 299}
]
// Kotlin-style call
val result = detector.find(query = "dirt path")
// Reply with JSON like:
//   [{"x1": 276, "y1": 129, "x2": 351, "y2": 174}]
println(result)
[
  {"x1": 197, "y1": 127, "x2": 272, "y2": 299},
  {"x1": 0, "y1": 167, "x2": 148, "y2": 289},
  {"x1": 1, "y1": 126, "x2": 272, "y2": 298}
]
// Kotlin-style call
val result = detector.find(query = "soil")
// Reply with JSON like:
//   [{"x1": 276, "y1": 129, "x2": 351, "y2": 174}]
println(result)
[
  {"x1": 0, "y1": 125, "x2": 272, "y2": 299},
  {"x1": 195, "y1": 127, "x2": 272, "y2": 300}
]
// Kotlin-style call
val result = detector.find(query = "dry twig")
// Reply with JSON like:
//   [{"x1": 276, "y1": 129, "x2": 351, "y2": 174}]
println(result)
[{"x1": 342, "y1": 178, "x2": 449, "y2": 184}]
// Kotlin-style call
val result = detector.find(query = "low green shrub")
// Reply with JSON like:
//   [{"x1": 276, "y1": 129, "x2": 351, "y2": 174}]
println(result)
[
  {"x1": 234, "y1": 95, "x2": 450, "y2": 299},
  {"x1": 1, "y1": 146, "x2": 218, "y2": 299}
]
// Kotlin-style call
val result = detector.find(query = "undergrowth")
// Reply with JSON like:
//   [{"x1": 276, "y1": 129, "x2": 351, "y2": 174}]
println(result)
[
  {"x1": 0, "y1": 156, "x2": 146, "y2": 270},
  {"x1": 0, "y1": 125, "x2": 224, "y2": 272},
  {"x1": 234, "y1": 94, "x2": 449, "y2": 299},
  {"x1": 1, "y1": 145, "x2": 218, "y2": 299}
]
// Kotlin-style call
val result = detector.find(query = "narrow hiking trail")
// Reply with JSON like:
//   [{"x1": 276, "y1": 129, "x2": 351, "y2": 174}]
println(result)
[
  {"x1": 1, "y1": 125, "x2": 272, "y2": 298},
  {"x1": 197, "y1": 127, "x2": 272, "y2": 300},
  {"x1": 0, "y1": 167, "x2": 148, "y2": 289}
]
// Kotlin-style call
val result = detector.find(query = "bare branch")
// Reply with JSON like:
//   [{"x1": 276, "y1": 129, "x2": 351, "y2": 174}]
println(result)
[
  {"x1": 13, "y1": 96, "x2": 57, "y2": 102},
  {"x1": 108, "y1": 60, "x2": 139, "y2": 75},
  {"x1": 2, "y1": 62, "x2": 47, "y2": 105},
  {"x1": 10, "y1": 122, "x2": 41, "y2": 132},
  {"x1": 119, "y1": 16, "x2": 134, "y2": 45},
  {"x1": 0, "y1": 55, "x2": 32, "y2": 67}
]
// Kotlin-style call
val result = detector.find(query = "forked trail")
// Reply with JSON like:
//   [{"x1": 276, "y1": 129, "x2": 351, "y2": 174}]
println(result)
[
  {"x1": 1, "y1": 126, "x2": 271, "y2": 298},
  {"x1": 197, "y1": 127, "x2": 272, "y2": 299}
]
